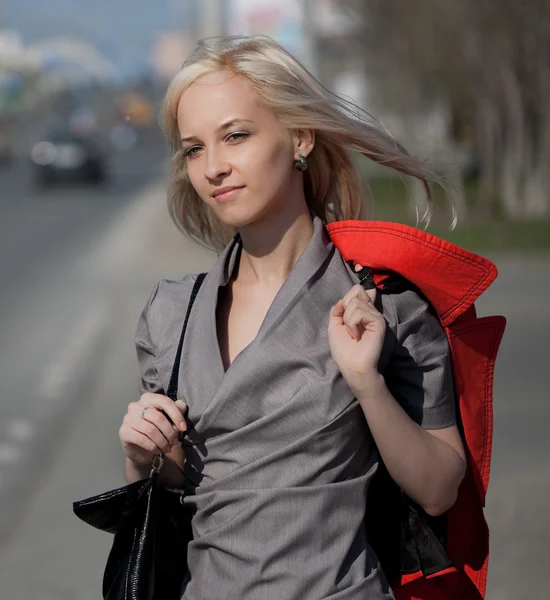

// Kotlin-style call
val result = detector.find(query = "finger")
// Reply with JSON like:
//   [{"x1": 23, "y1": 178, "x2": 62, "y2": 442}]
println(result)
[
  {"x1": 139, "y1": 393, "x2": 187, "y2": 432},
  {"x1": 175, "y1": 400, "x2": 189, "y2": 422},
  {"x1": 346, "y1": 294, "x2": 382, "y2": 317},
  {"x1": 342, "y1": 298, "x2": 363, "y2": 338},
  {"x1": 126, "y1": 408, "x2": 176, "y2": 450},
  {"x1": 329, "y1": 299, "x2": 345, "y2": 329},
  {"x1": 120, "y1": 425, "x2": 165, "y2": 455},
  {"x1": 344, "y1": 302, "x2": 382, "y2": 339},
  {"x1": 342, "y1": 284, "x2": 370, "y2": 309},
  {"x1": 345, "y1": 304, "x2": 370, "y2": 339},
  {"x1": 335, "y1": 295, "x2": 368, "y2": 338},
  {"x1": 364, "y1": 286, "x2": 377, "y2": 304},
  {"x1": 141, "y1": 408, "x2": 180, "y2": 446},
  {"x1": 156, "y1": 396, "x2": 187, "y2": 432},
  {"x1": 346, "y1": 300, "x2": 383, "y2": 324},
  {"x1": 131, "y1": 418, "x2": 174, "y2": 454}
]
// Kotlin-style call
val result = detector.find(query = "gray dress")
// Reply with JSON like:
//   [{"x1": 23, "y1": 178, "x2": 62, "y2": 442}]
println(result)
[{"x1": 135, "y1": 215, "x2": 456, "y2": 600}]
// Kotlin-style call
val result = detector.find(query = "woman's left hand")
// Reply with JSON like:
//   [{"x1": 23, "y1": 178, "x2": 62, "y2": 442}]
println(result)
[{"x1": 328, "y1": 280, "x2": 386, "y2": 396}]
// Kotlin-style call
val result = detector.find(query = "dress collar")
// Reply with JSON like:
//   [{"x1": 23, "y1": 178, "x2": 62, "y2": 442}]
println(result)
[{"x1": 212, "y1": 213, "x2": 332, "y2": 289}]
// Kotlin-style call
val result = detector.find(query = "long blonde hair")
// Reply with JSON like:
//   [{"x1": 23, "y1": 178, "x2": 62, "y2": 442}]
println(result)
[{"x1": 161, "y1": 35, "x2": 443, "y2": 252}]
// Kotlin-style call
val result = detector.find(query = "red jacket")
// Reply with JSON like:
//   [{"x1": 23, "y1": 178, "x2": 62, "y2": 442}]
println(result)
[{"x1": 326, "y1": 220, "x2": 507, "y2": 600}]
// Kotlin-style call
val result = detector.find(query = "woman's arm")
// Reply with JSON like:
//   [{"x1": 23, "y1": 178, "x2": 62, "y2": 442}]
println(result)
[
  {"x1": 356, "y1": 375, "x2": 466, "y2": 516},
  {"x1": 329, "y1": 282, "x2": 466, "y2": 516},
  {"x1": 126, "y1": 280, "x2": 189, "y2": 488}
]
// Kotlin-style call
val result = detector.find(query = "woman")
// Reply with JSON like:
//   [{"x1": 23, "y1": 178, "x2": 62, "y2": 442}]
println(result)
[{"x1": 119, "y1": 36, "x2": 466, "y2": 599}]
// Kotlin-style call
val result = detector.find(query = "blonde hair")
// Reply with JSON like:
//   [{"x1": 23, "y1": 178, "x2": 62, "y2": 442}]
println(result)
[{"x1": 161, "y1": 35, "x2": 444, "y2": 252}]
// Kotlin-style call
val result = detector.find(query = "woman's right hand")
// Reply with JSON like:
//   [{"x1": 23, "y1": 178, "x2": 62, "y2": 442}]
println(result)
[{"x1": 119, "y1": 392, "x2": 188, "y2": 467}]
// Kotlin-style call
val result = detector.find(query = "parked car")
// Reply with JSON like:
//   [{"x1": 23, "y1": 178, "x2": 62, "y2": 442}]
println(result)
[
  {"x1": 30, "y1": 129, "x2": 109, "y2": 187},
  {"x1": 0, "y1": 132, "x2": 14, "y2": 164}
]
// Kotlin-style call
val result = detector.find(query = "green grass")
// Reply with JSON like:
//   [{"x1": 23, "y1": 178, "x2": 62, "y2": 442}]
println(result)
[
  {"x1": 432, "y1": 221, "x2": 550, "y2": 253},
  {"x1": 362, "y1": 176, "x2": 550, "y2": 254}
]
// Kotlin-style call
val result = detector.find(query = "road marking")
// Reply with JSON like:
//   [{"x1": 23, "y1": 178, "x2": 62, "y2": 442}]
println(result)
[
  {"x1": 0, "y1": 175, "x2": 175, "y2": 542},
  {"x1": 0, "y1": 443, "x2": 21, "y2": 464},
  {"x1": 39, "y1": 300, "x2": 109, "y2": 405},
  {"x1": 6, "y1": 419, "x2": 34, "y2": 442},
  {"x1": 34, "y1": 183, "x2": 165, "y2": 410}
]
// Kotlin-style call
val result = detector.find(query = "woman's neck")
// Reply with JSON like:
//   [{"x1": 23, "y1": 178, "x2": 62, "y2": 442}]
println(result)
[{"x1": 234, "y1": 207, "x2": 314, "y2": 287}]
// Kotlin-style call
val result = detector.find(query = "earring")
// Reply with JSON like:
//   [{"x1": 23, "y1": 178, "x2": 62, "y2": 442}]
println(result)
[{"x1": 294, "y1": 154, "x2": 308, "y2": 172}]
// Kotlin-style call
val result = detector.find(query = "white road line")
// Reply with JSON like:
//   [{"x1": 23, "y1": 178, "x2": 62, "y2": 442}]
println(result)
[
  {"x1": 37, "y1": 180, "x2": 164, "y2": 411},
  {"x1": 0, "y1": 179, "x2": 166, "y2": 492},
  {"x1": 0, "y1": 443, "x2": 21, "y2": 464},
  {"x1": 39, "y1": 299, "x2": 109, "y2": 405},
  {"x1": 6, "y1": 419, "x2": 34, "y2": 443}
]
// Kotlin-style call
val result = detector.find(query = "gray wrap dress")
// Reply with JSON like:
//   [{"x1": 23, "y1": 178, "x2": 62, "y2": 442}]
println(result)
[{"x1": 134, "y1": 215, "x2": 456, "y2": 600}]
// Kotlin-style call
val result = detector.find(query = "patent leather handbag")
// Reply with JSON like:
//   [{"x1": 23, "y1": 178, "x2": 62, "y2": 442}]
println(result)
[{"x1": 72, "y1": 273, "x2": 206, "y2": 600}]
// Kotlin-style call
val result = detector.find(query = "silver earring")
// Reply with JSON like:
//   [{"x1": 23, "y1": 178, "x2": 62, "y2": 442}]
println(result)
[{"x1": 294, "y1": 154, "x2": 308, "y2": 172}]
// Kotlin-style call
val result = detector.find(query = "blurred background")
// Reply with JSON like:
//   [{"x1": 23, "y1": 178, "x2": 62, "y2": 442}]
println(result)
[{"x1": 0, "y1": 1, "x2": 547, "y2": 598}]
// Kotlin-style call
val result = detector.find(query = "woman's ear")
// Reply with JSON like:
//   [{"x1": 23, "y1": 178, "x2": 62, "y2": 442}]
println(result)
[{"x1": 293, "y1": 129, "x2": 315, "y2": 159}]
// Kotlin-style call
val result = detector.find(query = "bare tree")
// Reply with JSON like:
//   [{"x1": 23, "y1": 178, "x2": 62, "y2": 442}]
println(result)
[{"x1": 352, "y1": 0, "x2": 550, "y2": 221}]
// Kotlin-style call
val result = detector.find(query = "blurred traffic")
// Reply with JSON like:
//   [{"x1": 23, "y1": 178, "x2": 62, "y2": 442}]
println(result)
[
  {"x1": 30, "y1": 128, "x2": 109, "y2": 187},
  {"x1": 0, "y1": 77, "x2": 162, "y2": 187}
]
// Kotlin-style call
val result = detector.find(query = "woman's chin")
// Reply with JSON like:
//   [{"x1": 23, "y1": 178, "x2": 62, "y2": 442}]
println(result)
[{"x1": 214, "y1": 205, "x2": 268, "y2": 230}]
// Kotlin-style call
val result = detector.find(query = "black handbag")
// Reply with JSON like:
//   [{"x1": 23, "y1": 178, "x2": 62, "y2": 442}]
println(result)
[{"x1": 73, "y1": 273, "x2": 206, "y2": 600}]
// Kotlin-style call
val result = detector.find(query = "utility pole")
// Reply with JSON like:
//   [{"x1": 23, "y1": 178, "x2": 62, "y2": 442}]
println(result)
[
  {"x1": 301, "y1": 0, "x2": 319, "y2": 79},
  {"x1": 197, "y1": 0, "x2": 225, "y2": 40}
]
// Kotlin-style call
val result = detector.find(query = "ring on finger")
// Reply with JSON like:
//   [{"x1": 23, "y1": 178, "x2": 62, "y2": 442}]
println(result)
[{"x1": 141, "y1": 406, "x2": 153, "y2": 419}]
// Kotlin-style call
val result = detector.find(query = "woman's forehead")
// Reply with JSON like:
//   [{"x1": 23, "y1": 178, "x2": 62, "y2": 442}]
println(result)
[
  {"x1": 180, "y1": 72, "x2": 258, "y2": 111},
  {"x1": 177, "y1": 72, "x2": 271, "y2": 133}
]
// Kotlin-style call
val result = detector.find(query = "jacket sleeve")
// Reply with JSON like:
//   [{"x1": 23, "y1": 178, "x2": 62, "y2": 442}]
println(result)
[
  {"x1": 379, "y1": 289, "x2": 457, "y2": 430},
  {"x1": 134, "y1": 281, "x2": 164, "y2": 396}
]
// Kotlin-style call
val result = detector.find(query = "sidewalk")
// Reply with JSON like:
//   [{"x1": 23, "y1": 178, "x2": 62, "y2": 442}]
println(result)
[{"x1": 0, "y1": 181, "x2": 215, "y2": 599}]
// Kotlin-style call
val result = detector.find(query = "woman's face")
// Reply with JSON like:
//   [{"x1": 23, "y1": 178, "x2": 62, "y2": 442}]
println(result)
[{"x1": 176, "y1": 71, "x2": 309, "y2": 228}]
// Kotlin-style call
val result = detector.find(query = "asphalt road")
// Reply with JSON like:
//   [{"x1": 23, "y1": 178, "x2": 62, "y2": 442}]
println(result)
[
  {"x1": 475, "y1": 257, "x2": 550, "y2": 599},
  {"x1": 0, "y1": 167, "x2": 547, "y2": 598},
  {"x1": 0, "y1": 129, "x2": 172, "y2": 541}
]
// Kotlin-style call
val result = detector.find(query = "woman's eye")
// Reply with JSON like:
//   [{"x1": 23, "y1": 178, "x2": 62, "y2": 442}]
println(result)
[
  {"x1": 183, "y1": 133, "x2": 248, "y2": 158},
  {"x1": 226, "y1": 132, "x2": 249, "y2": 143},
  {"x1": 184, "y1": 146, "x2": 201, "y2": 158}
]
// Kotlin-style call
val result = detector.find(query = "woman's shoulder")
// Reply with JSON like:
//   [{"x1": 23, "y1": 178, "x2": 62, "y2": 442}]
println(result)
[
  {"x1": 339, "y1": 256, "x2": 438, "y2": 331},
  {"x1": 140, "y1": 274, "x2": 204, "y2": 337},
  {"x1": 377, "y1": 287, "x2": 446, "y2": 363},
  {"x1": 153, "y1": 273, "x2": 203, "y2": 304},
  {"x1": 380, "y1": 287, "x2": 438, "y2": 329}
]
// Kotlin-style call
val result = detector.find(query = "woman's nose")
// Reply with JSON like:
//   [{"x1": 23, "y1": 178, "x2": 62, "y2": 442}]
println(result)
[{"x1": 204, "y1": 150, "x2": 230, "y2": 181}]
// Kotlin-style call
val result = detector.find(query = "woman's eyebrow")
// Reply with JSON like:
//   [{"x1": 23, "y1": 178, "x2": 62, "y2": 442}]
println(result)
[
  {"x1": 180, "y1": 118, "x2": 254, "y2": 145},
  {"x1": 217, "y1": 118, "x2": 254, "y2": 132}
]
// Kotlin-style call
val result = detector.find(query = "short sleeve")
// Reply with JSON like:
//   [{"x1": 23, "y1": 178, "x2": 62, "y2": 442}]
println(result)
[
  {"x1": 379, "y1": 289, "x2": 457, "y2": 429},
  {"x1": 134, "y1": 281, "x2": 164, "y2": 396}
]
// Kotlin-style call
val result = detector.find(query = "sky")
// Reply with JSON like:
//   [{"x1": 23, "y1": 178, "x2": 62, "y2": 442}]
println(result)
[{"x1": 5, "y1": 0, "x2": 198, "y2": 80}]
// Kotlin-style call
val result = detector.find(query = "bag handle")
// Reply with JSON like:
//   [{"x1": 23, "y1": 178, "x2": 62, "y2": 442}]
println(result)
[
  {"x1": 151, "y1": 273, "x2": 206, "y2": 476},
  {"x1": 166, "y1": 272, "x2": 207, "y2": 402}
]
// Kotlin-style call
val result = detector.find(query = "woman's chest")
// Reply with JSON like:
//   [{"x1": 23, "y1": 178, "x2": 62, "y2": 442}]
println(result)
[{"x1": 216, "y1": 281, "x2": 280, "y2": 373}]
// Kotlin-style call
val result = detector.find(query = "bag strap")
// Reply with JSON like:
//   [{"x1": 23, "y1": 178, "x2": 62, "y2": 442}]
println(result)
[{"x1": 166, "y1": 273, "x2": 207, "y2": 402}]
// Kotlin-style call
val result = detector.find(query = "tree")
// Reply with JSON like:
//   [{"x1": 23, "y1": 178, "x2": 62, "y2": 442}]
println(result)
[{"x1": 352, "y1": 0, "x2": 550, "y2": 220}]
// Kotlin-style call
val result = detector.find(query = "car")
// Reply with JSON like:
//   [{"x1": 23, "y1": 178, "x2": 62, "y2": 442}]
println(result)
[
  {"x1": 30, "y1": 129, "x2": 109, "y2": 187},
  {"x1": 0, "y1": 114, "x2": 16, "y2": 165},
  {"x1": 0, "y1": 131, "x2": 15, "y2": 165}
]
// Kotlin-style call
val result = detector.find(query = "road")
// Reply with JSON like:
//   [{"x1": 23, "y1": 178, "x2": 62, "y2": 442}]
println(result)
[
  {"x1": 476, "y1": 257, "x2": 550, "y2": 599},
  {"x1": 0, "y1": 129, "x2": 175, "y2": 540},
  {"x1": 0, "y1": 164, "x2": 548, "y2": 598}
]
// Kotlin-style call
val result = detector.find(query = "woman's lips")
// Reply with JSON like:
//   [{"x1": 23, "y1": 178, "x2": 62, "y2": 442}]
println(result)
[{"x1": 213, "y1": 186, "x2": 245, "y2": 202}]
